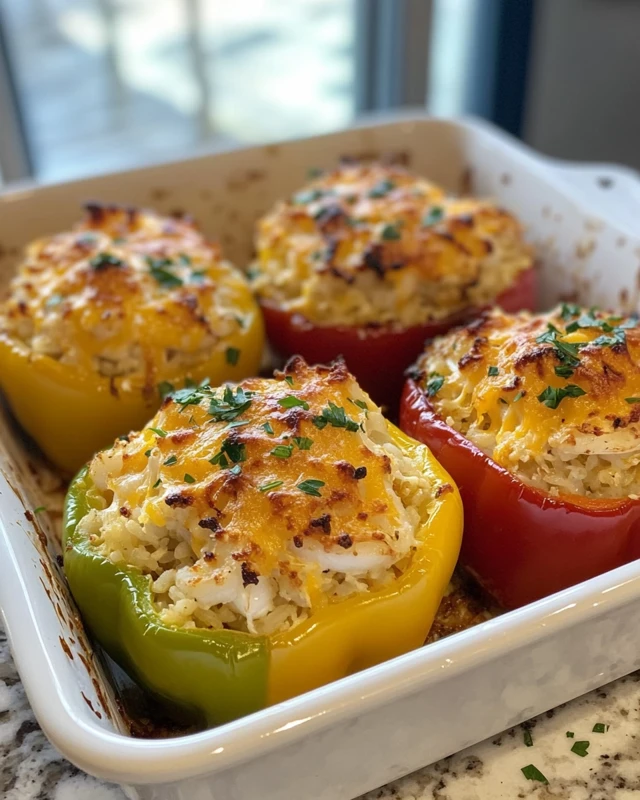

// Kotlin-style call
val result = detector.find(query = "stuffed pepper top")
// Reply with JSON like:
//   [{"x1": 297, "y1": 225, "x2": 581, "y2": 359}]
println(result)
[
  {"x1": 64, "y1": 358, "x2": 462, "y2": 723},
  {"x1": 0, "y1": 204, "x2": 263, "y2": 471},
  {"x1": 401, "y1": 305, "x2": 640, "y2": 608},
  {"x1": 252, "y1": 161, "x2": 534, "y2": 405}
]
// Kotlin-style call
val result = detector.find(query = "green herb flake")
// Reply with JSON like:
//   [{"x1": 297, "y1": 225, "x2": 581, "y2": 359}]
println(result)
[
  {"x1": 297, "y1": 479, "x2": 325, "y2": 497},
  {"x1": 45, "y1": 293, "x2": 64, "y2": 309},
  {"x1": 312, "y1": 402, "x2": 360, "y2": 432},
  {"x1": 293, "y1": 188, "x2": 324, "y2": 205},
  {"x1": 488, "y1": 366, "x2": 499, "y2": 377},
  {"x1": 144, "y1": 449, "x2": 152, "y2": 458},
  {"x1": 560, "y1": 302, "x2": 581, "y2": 321},
  {"x1": 538, "y1": 384, "x2": 586, "y2": 409},
  {"x1": 208, "y1": 386, "x2": 253, "y2": 422},
  {"x1": 33, "y1": 506, "x2": 46, "y2": 514},
  {"x1": 224, "y1": 420, "x2": 251, "y2": 431},
  {"x1": 422, "y1": 206, "x2": 444, "y2": 227},
  {"x1": 152, "y1": 478, "x2": 162, "y2": 489},
  {"x1": 284, "y1": 375, "x2": 294, "y2": 387},
  {"x1": 178, "y1": 253, "x2": 192, "y2": 265},
  {"x1": 163, "y1": 455, "x2": 178, "y2": 466},
  {"x1": 263, "y1": 421, "x2": 275, "y2": 435},
  {"x1": 259, "y1": 479, "x2": 284, "y2": 493},
  {"x1": 426, "y1": 372, "x2": 444, "y2": 397},
  {"x1": 190, "y1": 270, "x2": 206, "y2": 283},
  {"x1": 380, "y1": 223, "x2": 401, "y2": 241},
  {"x1": 225, "y1": 347, "x2": 241, "y2": 366},
  {"x1": 278, "y1": 395, "x2": 309, "y2": 410},
  {"x1": 271, "y1": 445, "x2": 294, "y2": 459},
  {"x1": 521, "y1": 764, "x2": 548, "y2": 784},
  {"x1": 90, "y1": 252, "x2": 125, "y2": 271},
  {"x1": 183, "y1": 473, "x2": 196, "y2": 484},
  {"x1": 592, "y1": 723, "x2": 609, "y2": 733},
  {"x1": 368, "y1": 179, "x2": 395, "y2": 199},
  {"x1": 293, "y1": 436, "x2": 313, "y2": 450},
  {"x1": 210, "y1": 439, "x2": 247, "y2": 469},
  {"x1": 149, "y1": 427, "x2": 168, "y2": 438},
  {"x1": 229, "y1": 464, "x2": 242, "y2": 476},
  {"x1": 625, "y1": 397, "x2": 640, "y2": 404},
  {"x1": 513, "y1": 391, "x2": 525, "y2": 403},
  {"x1": 566, "y1": 731, "x2": 575, "y2": 738},
  {"x1": 523, "y1": 729, "x2": 533, "y2": 747},
  {"x1": 571, "y1": 740, "x2": 590, "y2": 757},
  {"x1": 554, "y1": 364, "x2": 575, "y2": 378},
  {"x1": 146, "y1": 256, "x2": 183, "y2": 288}
]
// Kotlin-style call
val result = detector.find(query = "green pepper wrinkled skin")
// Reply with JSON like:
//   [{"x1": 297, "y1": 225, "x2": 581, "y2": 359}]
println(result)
[{"x1": 63, "y1": 467, "x2": 269, "y2": 726}]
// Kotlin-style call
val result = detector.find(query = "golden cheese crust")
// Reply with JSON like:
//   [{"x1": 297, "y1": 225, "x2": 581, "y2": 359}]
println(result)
[
  {"x1": 414, "y1": 305, "x2": 640, "y2": 497},
  {"x1": 0, "y1": 204, "x2": 251, "y2": 390},
  {"x1": 252, "y1": 162, "x2": 533, "y2": 327},
  {"x1": 82, "y1": 359, "x2": 434, "y2": 633}
]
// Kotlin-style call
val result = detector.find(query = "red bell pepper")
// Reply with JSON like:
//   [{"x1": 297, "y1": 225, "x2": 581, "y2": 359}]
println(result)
[
  {"x1": 399, "y1": 377, "x2": 640, "y2": 609},
  {"x1": 261, "y1": 265, "x2": 536, "y2": 410}
]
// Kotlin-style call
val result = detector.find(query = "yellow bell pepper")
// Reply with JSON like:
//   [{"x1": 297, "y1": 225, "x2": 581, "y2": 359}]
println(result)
[{"x1": 64, "y1": 423, "x2": 462, "y2": 726}]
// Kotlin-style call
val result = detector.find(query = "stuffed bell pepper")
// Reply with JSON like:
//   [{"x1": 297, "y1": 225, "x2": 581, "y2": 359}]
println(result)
[
  {"x1": 400, "y1": 304, "x2": 640, "y2": 609},
  {"x1": 63, "y1": 357, "x2": 462, "y2": 726},
  {"x1": 251, "y1": 161, "x2": 535, "y2": 407},
  {"x1": 0, "y1": 204, "x2": 264, "y2": 472}
]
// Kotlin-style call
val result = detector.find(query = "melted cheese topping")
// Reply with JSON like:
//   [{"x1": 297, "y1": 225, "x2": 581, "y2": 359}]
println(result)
[
  {"x1": 415, "y1": 306, "x2": 640, "y2": 498},
  {"x1": 80, "y1": 359, "x2": 434, "y2": 634},
  {"x1": 252, "y1": 162, "x2": 532, "y2": 327},
  {"x1": 0, "y1": 204, "x2": 249, "y2": 388}
]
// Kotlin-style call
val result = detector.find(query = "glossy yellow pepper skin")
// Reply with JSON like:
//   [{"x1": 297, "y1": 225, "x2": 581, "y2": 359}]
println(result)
[
  {"x1": 63, "y1": 423, "x2": 462, "y2": 726},
  {"x1": 0, "y1": 282, "x2": 264, "y2": 474}
]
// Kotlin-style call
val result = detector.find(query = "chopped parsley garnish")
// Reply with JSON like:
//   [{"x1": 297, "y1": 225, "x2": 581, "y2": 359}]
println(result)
[
  {"x1": 259, "y1": 479, "x2": 283, "y2": 492},
  {"x1": 352, "y1": 398, "x2": 368, "y2": 411},
  {"x1": 278, "y1": 395, "x2": 310, "y2": 410},
  {"x1": 380, "y1": 222, "x2": 401, "y2": 241},
  {"x1": 270, "y1": 445, "x2": 294, "y2": 459},
  {"x1": 570, "y1": 740, "x2": 590, "y2": 757},
  {"x1": 229, "y1": 464, "x2": 242, "y2": 476},
  {"x1": 225, "y1": 347, "x2": 240, "y2": 366},
  {"x1": 592, "y1": 723, "x2": 608, "y2": 733},
  {"x1": 208, "y1": 386, "x2": 253, "y2": 422},
  {"x1": 144, "y1": 449, "x2": 152, "y2": 457},
  {"x1": 293, "y1": 188, "x2": 324, "y2": 205},
  {"x1": 523, "y1": 729, "x2": 533, "y2": 747},
  {"x1": 536, "y1": 325, "x2": 583, "y2": 367},
  {"x1": 90, "y1": 252, "x2": 124, "y2": 270},
  {"x1": 297, "y1": 479, "x2": 325, "y2": 497},
  {"x1": 560, "y1": 302, "x2": 581, "y2": 321},
  {"x1": 521, "y1": 764, "x2": 548, "y2": 784},
  {"x1": 625, "y1": 397, "x2": 640, "y2": 404},
  {"x1": 368, "y1": 179, "x2": 395, "y2": 198},
  {"x1": 33, "y1": 506, "x2": 46, "y2": 514},
  {"x1": 514, "y1": 391, "x2": 525, "y2": 403},
  {"x1": 224, "y1": 420, "x2": 250, "y2": 431},
  {"x1": 178, "y1": 253, "x2": 192, "y2": 265},
  {"x1": 262, "y1": 421, "x2": 275, "y2": 435},
  {"x1": 190, "y1": 271, "x2": 206, "y2": 283},
  {"x1": 146, "y1": 256, "x2": 183, "y2": 288},
  {"x1": 210, "y1": 439, "x2": 247, "y2": 469},
  {"x1": 152, "y1": 478, "x2": 162, "y2": 489},
  {"x1": 538, "y1": 384, "x2": 586, "y2": 409},
  {"x1": 149, "y1": 427, "x2": 168, "y2": 437},
  {"x1": 488, "y1": 366, "x2": 499, "y2": 377},
  {"x1": 284, "y1": 375, "x2": 294, "y2": 387},
  {"x1": 422, "y1": 206, "x2": 444, "y2": 227},
  {"x1": 426, "y1": 372, "x2": 444, "y2": 397},
  {"x1": 554, "y1": 364, "x2": 575, "y2": 378},
  {"x1": 312, "y1": 402, "x2": 360, "y2": 431},
  {"x1": 45, "y1": 293, "x2": 64, "y2": 308},
  {"x1": 163, "y1": 455, "x2": 178, "y2": 466},
  {"x1": 566, "y1": 731, "x2": 574, "y2": 738},
  {"x1": 184, "y1": 474, "x2": 196, "y2": 484},
  {"x1": 293, "y1": 436, "x2": 313, "y2": 450}
]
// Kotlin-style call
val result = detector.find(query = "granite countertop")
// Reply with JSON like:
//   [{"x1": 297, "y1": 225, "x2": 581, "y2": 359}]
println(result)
[{"x1": 3, "y1": 623, "x2": 640, "y2": 800}]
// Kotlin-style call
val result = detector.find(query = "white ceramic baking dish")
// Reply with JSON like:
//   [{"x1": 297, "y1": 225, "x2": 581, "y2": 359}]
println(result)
[{"x1": 1, "y1": 114, "x2": 640, "y2": 800}]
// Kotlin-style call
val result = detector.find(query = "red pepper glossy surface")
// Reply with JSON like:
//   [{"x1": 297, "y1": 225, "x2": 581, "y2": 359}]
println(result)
[
  {"x1": 399, "y1": 377, "x2": 640, "y2": 609},
  {"x1": 262, "y1": 266, "x2": 536, "y2": 410}
]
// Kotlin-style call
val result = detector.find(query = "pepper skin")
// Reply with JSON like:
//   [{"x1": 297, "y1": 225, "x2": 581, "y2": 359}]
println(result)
[
  {"x1": 63, "y1": 424, "x2": 463, "y2": 726},
  {"x1": 399, "y1": 378, "x2": 640, "y2": 610},
  {"x1": 0, "y1": 284, "x2": 264, "y2": 475},
  {"x1": 261, "y1": 265, "x2": 536, "y2": 409}
]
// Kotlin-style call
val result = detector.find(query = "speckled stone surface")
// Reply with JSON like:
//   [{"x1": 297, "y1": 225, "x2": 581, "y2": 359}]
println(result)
[{"x1": 3, "y1": 622, "x2": 640, "y2": 800}]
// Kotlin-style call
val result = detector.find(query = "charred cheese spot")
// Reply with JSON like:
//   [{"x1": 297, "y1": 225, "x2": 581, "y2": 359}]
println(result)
[
  {"x1": 252, "y1": 162, "x2": 532, "y2": 327},
  {"x1": 0, "y1": 203, "x2": 250, "y2": 387},
  {"x1": 79, "y1": 360, "x2": 435, "y2": 635},
  {"x1": 416, "y1": 306, "x2": 640, "y2": 498}
]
